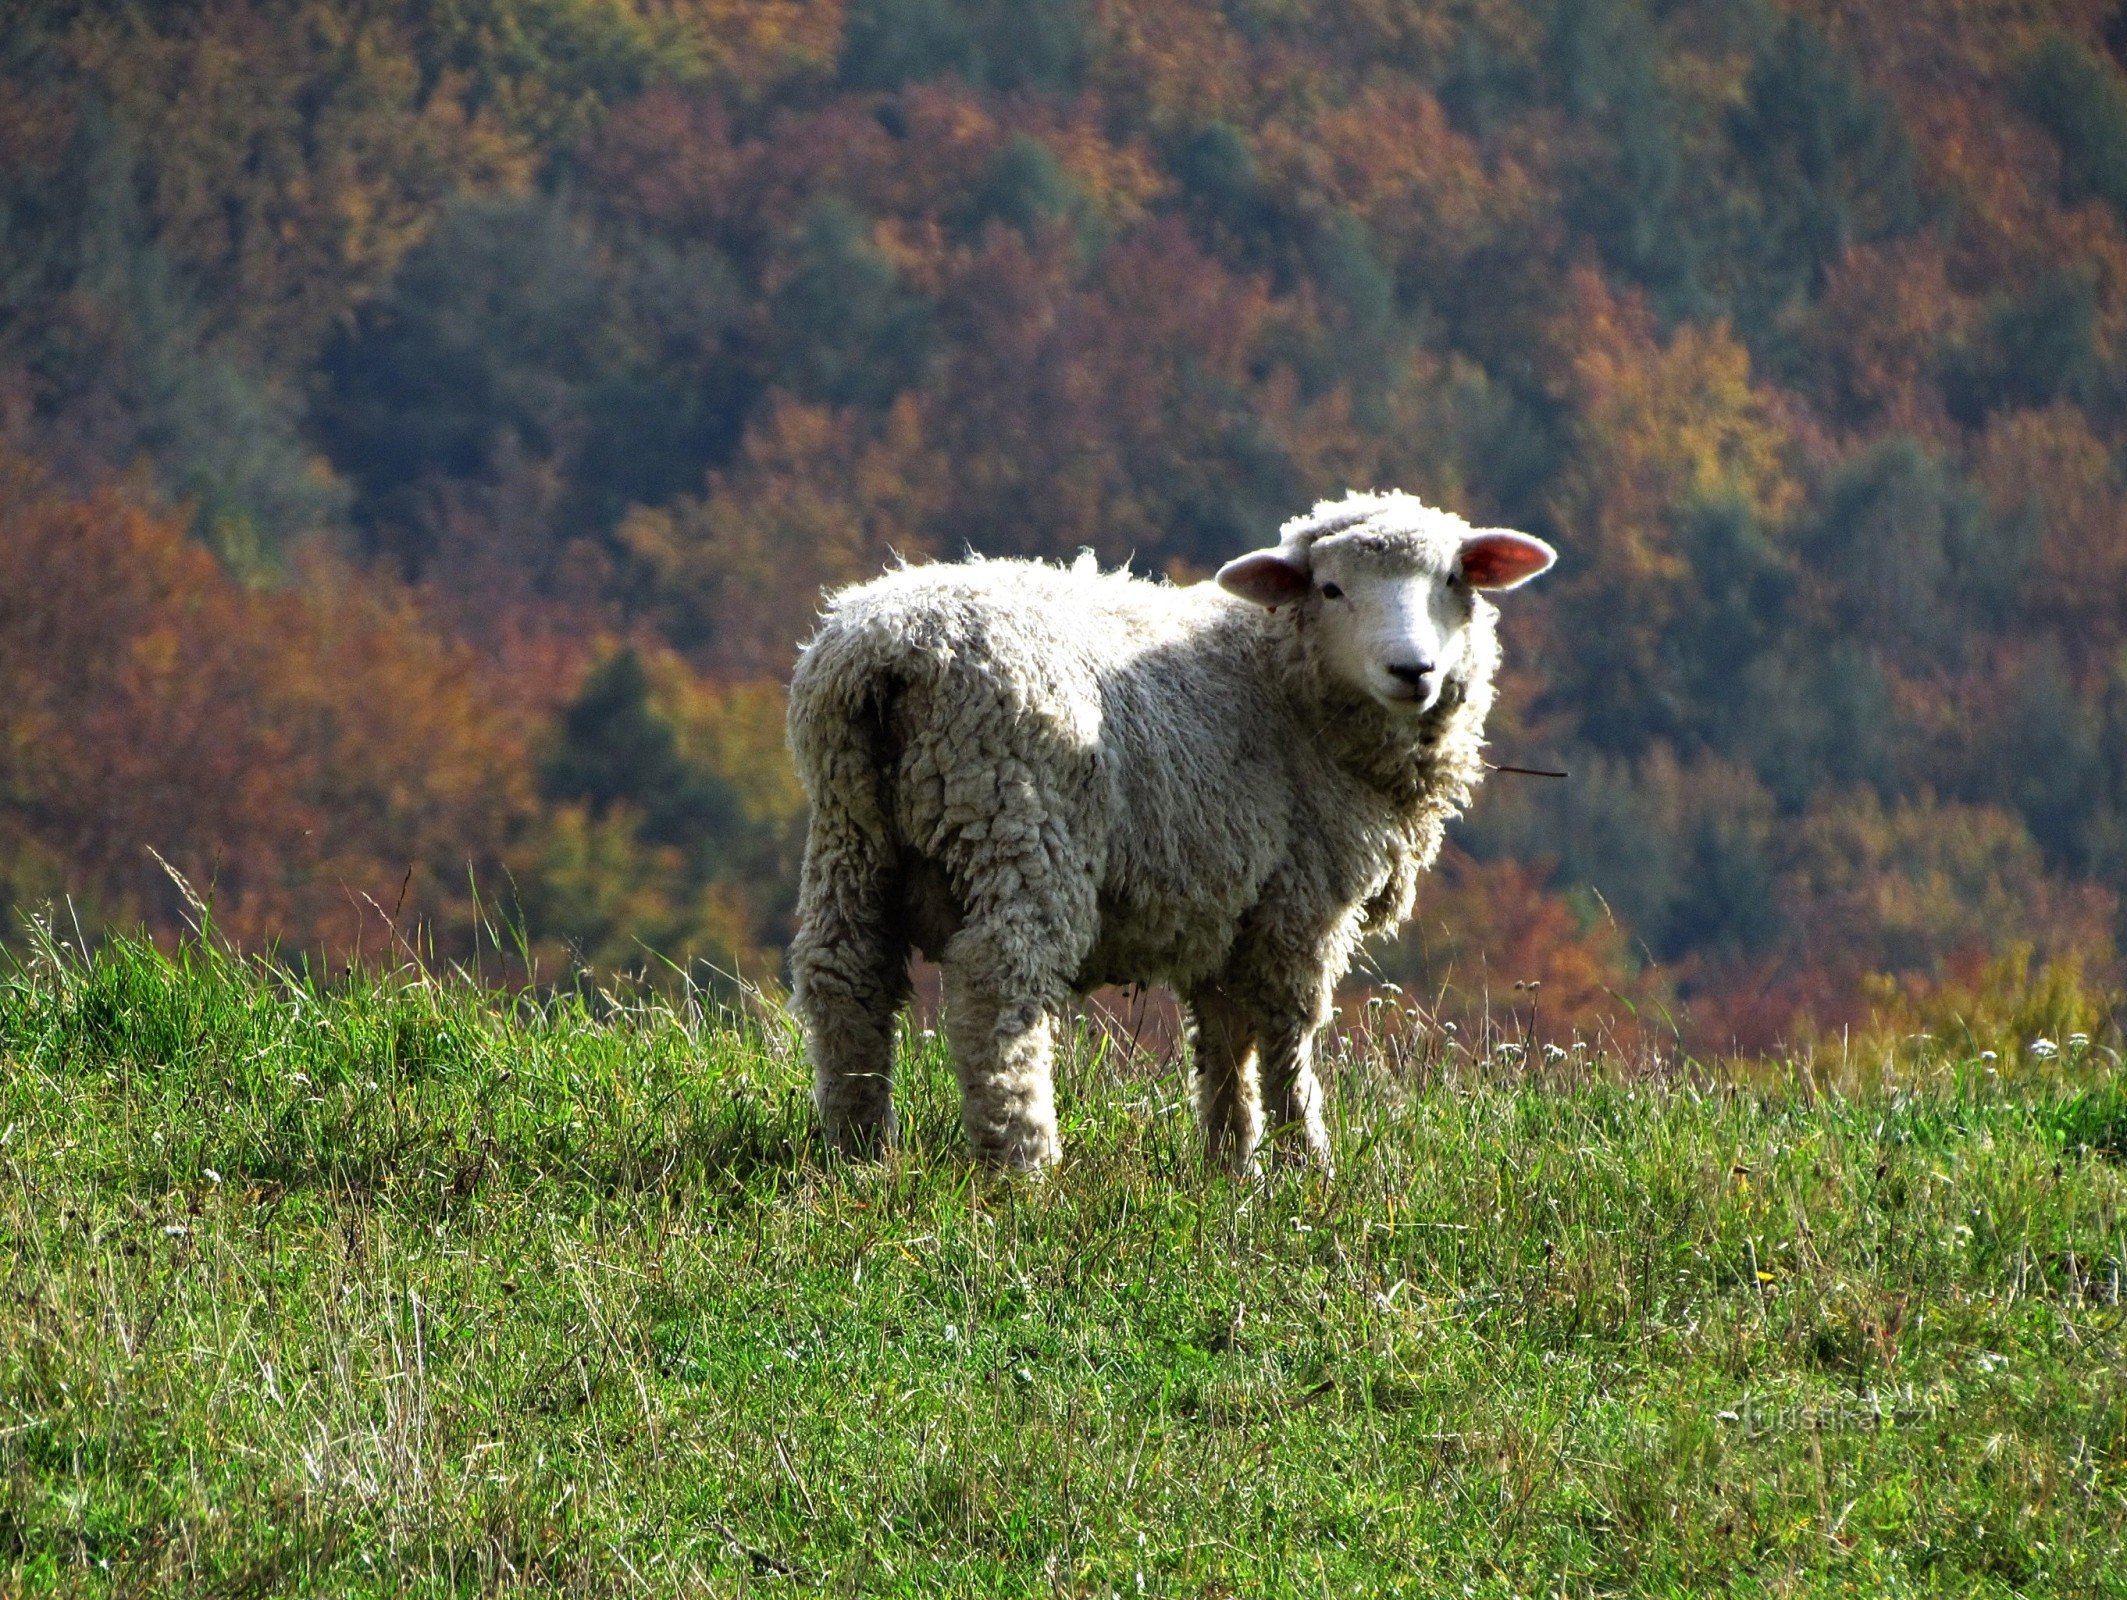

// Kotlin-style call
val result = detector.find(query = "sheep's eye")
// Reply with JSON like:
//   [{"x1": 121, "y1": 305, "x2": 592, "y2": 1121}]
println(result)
[{"x1": 1319, "y1": 583, "x2": 1344, "y2": 600}]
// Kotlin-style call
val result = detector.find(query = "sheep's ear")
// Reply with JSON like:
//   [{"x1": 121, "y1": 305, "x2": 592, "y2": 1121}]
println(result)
[
  {"x1": 1458, "y1": 529, "x2": 1555, "y2": 590},
  {"x1": 1217, "y1": 548, "x2": 1311, "y2": 607}
]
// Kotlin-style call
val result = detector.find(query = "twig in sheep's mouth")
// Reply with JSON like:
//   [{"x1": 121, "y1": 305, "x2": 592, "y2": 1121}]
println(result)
[{"x1": 1485, "y1": 760, "x2": 1569, "y2": 779}]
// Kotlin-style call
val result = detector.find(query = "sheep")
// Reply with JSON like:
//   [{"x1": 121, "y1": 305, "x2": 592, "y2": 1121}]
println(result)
[{"x1": 785, "y1": 490, "x2": 1555, "y2": 1172}]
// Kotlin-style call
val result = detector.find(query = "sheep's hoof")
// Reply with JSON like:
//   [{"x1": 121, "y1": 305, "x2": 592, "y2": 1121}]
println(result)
[
  {"x1": 1264, "y1": 1126, "x2": 1335, "y2": 1178},
  {"x1": 971, "y1": 1124, "x2": 1062, "y2": 1172},
  {"x1": 1204, "y1": 1141, "x2": 1262, "y2": 1180},
  {"x1": 1200, "y1": 1125, "x2": 1266, "y2": 1178},
  {"x1": 820, "y1": 1114, "x2": 896, "y2": 1161}
]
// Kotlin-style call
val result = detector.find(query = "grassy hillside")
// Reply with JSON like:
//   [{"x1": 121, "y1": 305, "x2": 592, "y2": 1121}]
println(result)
[{"x1": 1, "y1": 932, "x2": 2123, "y2": 1595}]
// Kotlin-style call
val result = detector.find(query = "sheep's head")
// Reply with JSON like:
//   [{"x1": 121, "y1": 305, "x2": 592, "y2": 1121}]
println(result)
[{"x1": 1216, "y1": 491, "x2": 1555, "y2": 715}]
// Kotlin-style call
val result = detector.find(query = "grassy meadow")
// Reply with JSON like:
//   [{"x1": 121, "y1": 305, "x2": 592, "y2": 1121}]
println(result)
[{"x1": 0, "y1": 929, "x2": 2123, "y2": 1596}]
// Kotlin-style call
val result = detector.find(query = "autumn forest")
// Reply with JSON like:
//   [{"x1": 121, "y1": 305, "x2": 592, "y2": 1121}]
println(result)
[{"x1": 5, "y1": 0, "x2": 2126, "y2": 1053}]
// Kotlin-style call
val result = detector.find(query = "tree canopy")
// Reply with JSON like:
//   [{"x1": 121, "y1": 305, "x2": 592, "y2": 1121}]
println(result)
[{"x1": 4, "y1": 0, "x2": 2125, "y2": 1045}]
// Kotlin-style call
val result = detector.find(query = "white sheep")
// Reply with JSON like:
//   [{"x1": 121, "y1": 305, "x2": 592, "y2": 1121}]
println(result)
[{"x1": 785, "y1": 490, "x2": 1555, "y2": 1171}]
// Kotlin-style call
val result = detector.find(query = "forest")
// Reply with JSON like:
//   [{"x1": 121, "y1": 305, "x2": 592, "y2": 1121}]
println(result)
[{"x1": 4, "y1": 0, "x2": 2125, "y2": 1053}]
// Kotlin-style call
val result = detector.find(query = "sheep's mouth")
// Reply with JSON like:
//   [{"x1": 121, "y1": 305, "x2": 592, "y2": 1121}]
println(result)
[{"x1": 1374, "y1": 685, "x2": 1436, "y2": 712}]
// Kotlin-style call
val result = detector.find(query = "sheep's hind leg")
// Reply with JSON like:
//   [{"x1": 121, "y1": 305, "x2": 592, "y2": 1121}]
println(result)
[
  {"x1": 789, "y1": 837, "x2": 910, "y2": 1157},
  {"x1": 940, "y1": 920, "x2": 1074, "y2": 1170},
  {"x1": 1189, "y1": 984, "x2": 1264, "y2": 1174}
]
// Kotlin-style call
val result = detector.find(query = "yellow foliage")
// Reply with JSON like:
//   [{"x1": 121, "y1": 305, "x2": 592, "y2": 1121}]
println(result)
[
  {"x1": 1785, "y1": 789, "x2": 2118, "y2": 980},
  {"x1": 653, "y1": 0, "x2": 846, "y2": 88},
  {"x1": 1974, "y1": 402, "x2": 2127, "y2": 675},
  {"x1": 1089, "y1": 0, "x2": 1259, "y2": 123},
  {"x1": 1858, "y1": 946, "x2": 2121, "y2": 1069},
  {"x1": 653, "y1": 672, "x2": 806, "y2": 832},
  {"x1": 1547, "y1": 269, "x2": 1800, "y2": 588},
  {"x1": 62, "y1": 2, "x2": 535, "y2": 364},
  {"x1": 521, "y1": 802, "x2": 780, "y2": 982},
  {"x1": 1036, "y1": 111, "x2": 1171, "y2": 230}
]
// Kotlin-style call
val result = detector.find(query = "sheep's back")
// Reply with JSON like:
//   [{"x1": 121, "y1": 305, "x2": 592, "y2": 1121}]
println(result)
[{"x1": 791, "y1": 559, "x2": 1305, "y2": 987}]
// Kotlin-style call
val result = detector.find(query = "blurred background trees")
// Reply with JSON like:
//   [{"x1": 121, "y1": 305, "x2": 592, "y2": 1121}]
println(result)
[{"x1": 3, "y1": 0, "x2": 2123, "y2": 1045}]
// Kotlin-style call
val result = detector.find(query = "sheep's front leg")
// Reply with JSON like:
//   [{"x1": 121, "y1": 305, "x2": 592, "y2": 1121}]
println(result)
[
  {"x1": 1221, "y1": 916, "x2": 1340, "y2": 1172},
  {"x1": 1256, "y1": 1016, "x2": 1333, "y2": 1172},
  {"x1": 1189, "y1": 984, "x2": 1264, "y2": 1174}
]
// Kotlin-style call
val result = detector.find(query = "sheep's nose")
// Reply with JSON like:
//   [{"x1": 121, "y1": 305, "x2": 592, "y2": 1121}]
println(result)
[{"x1": 1386, "y1": 660, "x2": 1435, "y2": 687}]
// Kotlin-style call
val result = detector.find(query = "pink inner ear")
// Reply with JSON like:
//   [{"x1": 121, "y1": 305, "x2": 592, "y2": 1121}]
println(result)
[
  {"x1": 1458, "y1": 531, "x2": 1556, "y2": 590},
  {"x1": 1216, "y1": 550, "x2": 1312, "y2": 608}
]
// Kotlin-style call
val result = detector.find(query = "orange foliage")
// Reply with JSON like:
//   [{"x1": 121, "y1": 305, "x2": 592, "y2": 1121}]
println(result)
[
  {"x1": 1803, "y1": 239, "x2": 1971, "y2": 439},
  {"x1": 0, "y1": 457, "x2": 536, "y2": 958},
  {"x1": 1256, "y1": 80, "x2": 1541, "y2": 278},
  {"x1": 1813, "y1": 7, "x2": 2127, "y2": 349},
  {"x1": 589, "y1": 79, "x2": 1164, "y2": 262},
  {"x1": 578, "y1": 90, "x2": 759, "y2": 240},
  {"x1": 11, "y1": 0, "x2": 2127, "y2": 1047},
  {"x1": 1087, "y1": 0, "x2": 1260, "y2": 124},
  {"x1": 1383, "y1": 850, "x2": 1662, "y2": 1046},
  {"x1": 925, "y1": 220, "x2": 1279, "y2": 562},
  {"x1": 620, "y1": 393, "x2": 949, "y2": 676}
]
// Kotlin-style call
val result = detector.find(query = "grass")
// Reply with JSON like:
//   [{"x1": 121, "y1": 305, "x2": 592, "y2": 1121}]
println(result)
[{"x1": 0, "y1": 929, "x2": 2123, "y2": 1596}]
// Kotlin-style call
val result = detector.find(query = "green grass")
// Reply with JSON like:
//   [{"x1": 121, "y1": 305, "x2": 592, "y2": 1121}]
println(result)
[{"x1": 1, "y1": 932, "x2": 2123, "y2": 1596}]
